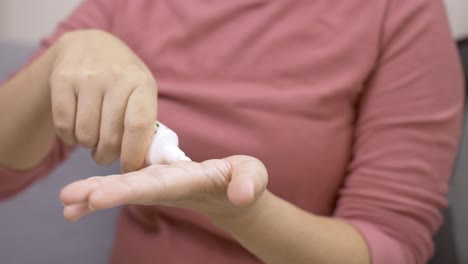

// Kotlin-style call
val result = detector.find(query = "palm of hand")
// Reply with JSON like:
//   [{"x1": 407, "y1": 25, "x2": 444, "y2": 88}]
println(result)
[{"x1": 60, "y1": 155, "x2": 268, "y2": 221}]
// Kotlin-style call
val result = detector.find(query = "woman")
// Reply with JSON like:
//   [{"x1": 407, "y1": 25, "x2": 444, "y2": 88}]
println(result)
[{"x1": 0, "y1": 1, "x2": 464, "y2": 263}]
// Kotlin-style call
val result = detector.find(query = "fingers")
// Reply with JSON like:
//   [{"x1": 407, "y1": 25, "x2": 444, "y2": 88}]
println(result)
[
  {"x1": 60, "y1": 162, "x2": 201, "y2": 211},
  {"x1": 63, "y1": 203, "x2": 94, "y2": 222},
  {"x1": 50, "y1": 75, "x2": 77, "y2": 145},
  {"x1": 92, "y1": 87, "x2": 131, "y2": 165},
  {"x1": 60, "y1": 171, "x2": 154, "y2": 211},
  {"x1": 60, "y1": 175, "x2": 116, "y2": 205},
  {"x1": 225, "y1": 156, "x2": 268, "y2": 206},
  {"x1": 120, "y1": 86, "x2": 157, "y2": 172},
  {"x1": 85, "y1": 165, "x2": 195, "y2": 210},
  {"x1": 59, "y1": 156, "x2": 268, "y2": 221},
  {"x1": 51, "y1": 56, "x2": 157, "y2": 169},
  {"x1": 88, "y1": 172, "x2": 159, "y2": 210},
  {"x1": 75, "y1": 83, "x2": 104, "y2": 149}
]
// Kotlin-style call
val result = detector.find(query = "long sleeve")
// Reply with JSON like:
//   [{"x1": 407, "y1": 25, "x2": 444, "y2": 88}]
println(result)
[
  {"x1": 0, "y1": 0, "x2": 115, "y2": 200},
  {"x1": 334, "y1": 0, "x2": 464, "y2": 263}
]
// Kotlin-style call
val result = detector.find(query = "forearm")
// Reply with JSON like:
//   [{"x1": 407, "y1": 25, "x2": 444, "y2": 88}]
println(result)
[
  {"x1": 0, "y1": 44, "x2": 58, "y2": 170},
  {"x1": 212, "y1": 191, "x2": 370, "y2": 264}
]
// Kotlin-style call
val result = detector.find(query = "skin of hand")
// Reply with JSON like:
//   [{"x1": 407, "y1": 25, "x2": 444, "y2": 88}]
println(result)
[
  {"x1": 60, "y1": 155, "x2": 370, "y2": 264},
  {"x1": 51, "y1": 29, "x2": 157, "y2": 172},
  {"x1": 60, "y1": 155, "x2": 268, "y2": 221}
]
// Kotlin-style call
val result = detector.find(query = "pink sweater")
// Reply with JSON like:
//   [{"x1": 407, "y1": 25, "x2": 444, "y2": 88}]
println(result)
[{"x1": 0, "y1": 1, "x2": 464, "y2": 263}]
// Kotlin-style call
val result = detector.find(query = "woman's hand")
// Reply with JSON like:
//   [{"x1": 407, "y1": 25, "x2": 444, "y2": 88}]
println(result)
[
  {"x1": 51, "y1": 29, "x2": 157, "y2": 172},
  {"x1": 59, "y1": 155, "x2": 268, "y2": 221}
]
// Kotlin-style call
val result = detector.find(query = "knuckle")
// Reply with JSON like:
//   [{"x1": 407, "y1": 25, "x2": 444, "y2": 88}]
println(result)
[
  {"x1": 77, "y1": 136, "x2": 97, "y2": 148},
  {"x1": 111, "y1": 65, "x2": 135, "y2": 83},
  {"x1": 93, "y1": 152, "x2": 117, "y2": 165},
  {"x1": 123, "y1": 76, "x2": 140, "y2": 87},
  {"x1": 53, "y1": 112, "x2": 74, "y2": 140},
  {"x1": 75, "y1": 124, "x2": 98, "y2": 148},
  {"x1": 112, "y1": 63, "x2": 136, "y2": 74},
  {"x1": 94, "y1": 138, "x2": 121, "y2": 164},
  {"x1": 52, "y1": 102, "x2": 70, "y2": 121},
  {"x1": 113, "y1": 65, "x2": 152, "y2": 87},
  {"x1": 125, "y1": 114, "x2": 154, "y2": 133},
  {"x1": 51, "y1": 69, "x2": 74, "y2": 85},
  {"x1": 54, "y1": 120, "x2": 73, "y2": 136},
  {"x1": 52, "y1": 68, "x2": 107, "y2": 87},
  {"x1": 138, "y1": 72, "x2": 155, "y2": 87},
  {"x1": 110, "y1": 64, "x2": 128, "y2": 76},
  {"x1": 101, "y1": 134, "x2": 122, "y2": 150},
  {"x1": 80, "y1": 70, "x2": 100, "y2": 81},
  {"x1": 76, "y1": 68, "x2": 107, "y2": 85},
  {"x1": 127, "y1": 75, "x2": 145, "y2": 87}
]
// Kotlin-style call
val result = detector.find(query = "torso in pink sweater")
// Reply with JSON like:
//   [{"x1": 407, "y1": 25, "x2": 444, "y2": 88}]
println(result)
[{"x1": 0, "y1": 1, "x2": 464, "y2": 263}]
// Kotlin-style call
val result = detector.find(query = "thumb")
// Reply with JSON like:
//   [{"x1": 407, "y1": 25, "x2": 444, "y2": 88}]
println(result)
[{"x1": 224, "y1": 156, "x2": 268, "y2": 206}]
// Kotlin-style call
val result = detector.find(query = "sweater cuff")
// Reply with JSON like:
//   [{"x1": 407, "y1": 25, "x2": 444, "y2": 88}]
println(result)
[{"x1": 346, "y1": 219, "x2": 412, "y2": 264}]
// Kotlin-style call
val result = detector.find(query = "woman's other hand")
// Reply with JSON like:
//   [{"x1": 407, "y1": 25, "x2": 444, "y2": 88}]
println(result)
[{"x1": 51, "y1": 29, "x2": 157, "y2": 172}]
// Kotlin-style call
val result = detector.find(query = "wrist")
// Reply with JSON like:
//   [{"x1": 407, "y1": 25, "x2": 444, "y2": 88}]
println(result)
[
  {"x1": 35, "y1": 40, "x2": 61, "y2": 112},
  {"x1": 210, "y1": 190, "x2": 275, "y2": 232}
]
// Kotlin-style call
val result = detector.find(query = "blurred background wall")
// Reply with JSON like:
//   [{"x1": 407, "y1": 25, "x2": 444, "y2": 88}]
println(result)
[
  {"x1": 0, "y1": 0, "x2": 81, "y2": 44},
  {"x1": 0, "y1": 0, "x2": 467, "y2": 45},
  {"x1": 444, "y1": 0, "x2": 468, "y2": 40}
]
